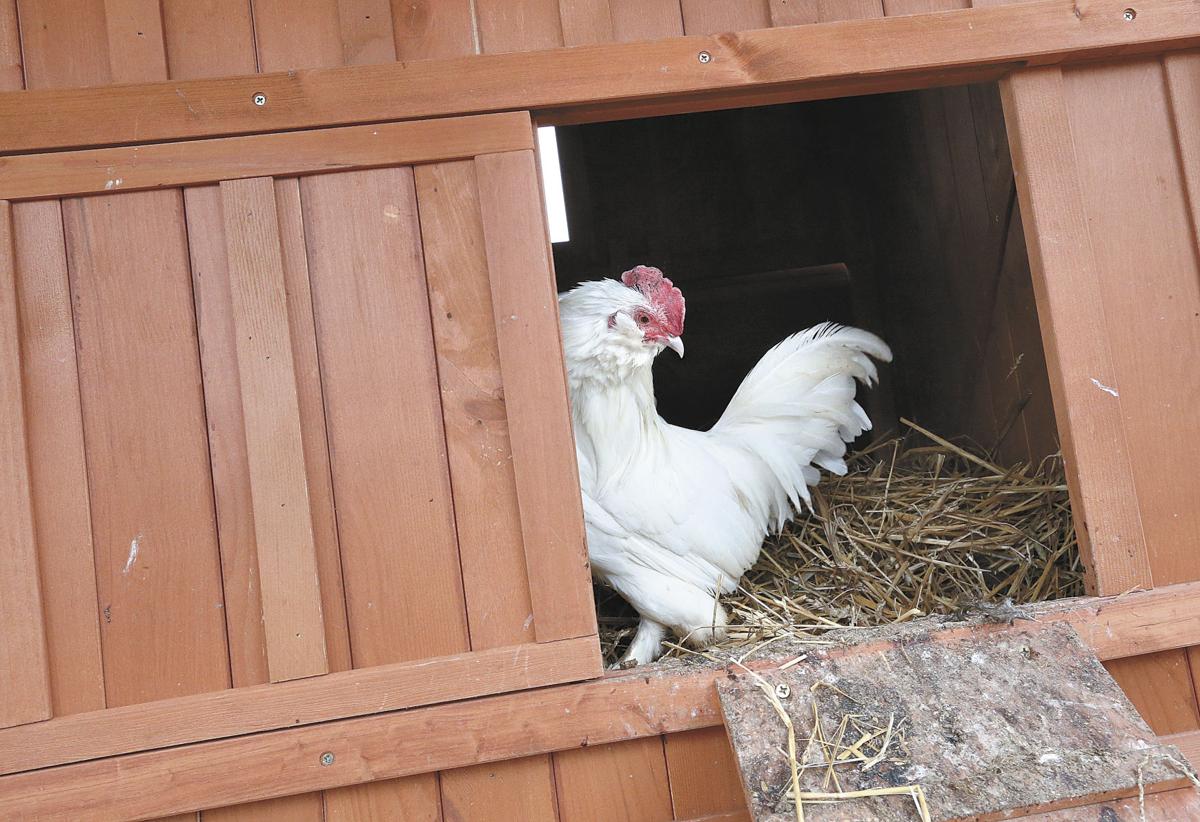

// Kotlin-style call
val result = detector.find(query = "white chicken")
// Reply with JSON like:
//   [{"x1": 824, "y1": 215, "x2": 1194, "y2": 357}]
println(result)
[{"x1": 559, "y1": 265, "x2": 891, "y2": 665}]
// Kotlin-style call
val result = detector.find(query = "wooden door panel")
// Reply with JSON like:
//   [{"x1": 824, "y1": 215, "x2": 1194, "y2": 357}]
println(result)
[{"x1": 0, "y1": 112, "x2": 600, "y2": 792}]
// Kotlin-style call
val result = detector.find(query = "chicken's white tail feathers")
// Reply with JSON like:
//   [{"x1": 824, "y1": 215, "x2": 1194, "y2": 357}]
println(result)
[{"x1": 711, "y1": 323, "x2": 892, "y2": 530}]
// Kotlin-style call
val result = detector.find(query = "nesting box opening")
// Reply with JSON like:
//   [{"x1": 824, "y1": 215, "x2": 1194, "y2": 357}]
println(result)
[{"x1": 547, "y1": 83, "x2": 1084, "y2": 666}]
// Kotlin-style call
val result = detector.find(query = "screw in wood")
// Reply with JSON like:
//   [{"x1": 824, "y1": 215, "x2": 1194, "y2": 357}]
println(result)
[
  {"x1": 698, "y1": 51, "x2": 712, "y2": 64},
  {"x1": 320, "y1": 752, "x2": 335, "y2": 766},
  {"x1": 253, "y1": 92, "x2": 267, "y2": 106},
  {"x1": 774, "y1": 683, "x2": 791, "y2": 699},
  {"x1": 1123, "y1": 8, "x2": 1136, "y2": 20}
]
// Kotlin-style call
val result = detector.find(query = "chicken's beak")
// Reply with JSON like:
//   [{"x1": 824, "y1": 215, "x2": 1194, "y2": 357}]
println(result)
[{"x1": 665, "y1": 336, "x2": 685, "y2": 358}]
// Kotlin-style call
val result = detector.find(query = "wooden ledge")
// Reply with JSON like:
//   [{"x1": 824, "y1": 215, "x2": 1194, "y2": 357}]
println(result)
[
  {"x1": 0, "y1": 634, "x2": 600, "y2": 777},
  {"x1": 0, "y1": 0, "x2": 1198, "y2": 154},
  {"x1": 0, "y1": 112, "x2": 534, "y2": 201},
  {"x1": 1, "y1": 583, "x2": 1198, "y2": 818}
]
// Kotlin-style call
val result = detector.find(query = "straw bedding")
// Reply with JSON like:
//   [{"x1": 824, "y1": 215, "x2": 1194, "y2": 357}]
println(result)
[{"x1": 597, "y1": 420, "x2": 1083, "y2": 667}]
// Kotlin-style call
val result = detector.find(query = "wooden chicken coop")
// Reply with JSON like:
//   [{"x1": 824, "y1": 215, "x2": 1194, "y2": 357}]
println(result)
[{"x1": 2, "y1": 0, "x2": 1200, "y2": 819}]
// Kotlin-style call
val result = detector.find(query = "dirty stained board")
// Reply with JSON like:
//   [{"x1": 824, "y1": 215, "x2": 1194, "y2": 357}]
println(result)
[{"x1": 717, "y1": 621, "x2": 1196, "y2": 821}]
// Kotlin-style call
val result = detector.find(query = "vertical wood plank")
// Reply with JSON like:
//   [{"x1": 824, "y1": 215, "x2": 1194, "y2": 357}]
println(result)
[
  {"x1": 325, "y1": 774, "x2": 441, "y2": 821},
  {"x1": 301, "y1": 167, "x2": 470, "y2": 667},
  {"x1": 476, "y1": 0, "x2": 563, "y2": 53},
  {"x1": 251, "y1": 0, "x2": 344, "y2": 70},
  {"x1": 1000, "y1": 67, "x2": 1150, "y2": 594},
  {"x1": 12, "y1": 201, "x2": 105, "y2": 716},
  {"x1": 415, "y1": 161, "x2": 535, "y2": 650},
  {"x1": 554, "y1": 737, "x2": 674, "y2": 822},
  {"x1": 0, "y1": 200, "x2": 53, "y2": 730},
  {"x1": 0, "y1": 0, "x2": 22, "y2": 89},
  {"x1": 338, "y1": 0, "x2": 397, "y2": 64},
  {"x1": 185, "y1": 185, "x2": 270, "y2": 688},
  {"x1": 1106, "y1": 650, "x2": 1200, "y2": 736},
  {"x1": 204, "y1": 794, "x2": 324, "y2": 822},
  {"x1": 680, "y1": 0, "x2": 770, "y2": 35},
  {"x1": 441, "y1": 756, "x2": 558, "y2": 821},
  {"x1": 273, "y1": 178, "x2": 352, "y2": 673},
  {"x1": 609, "y1": 0, "x2": 683, "y2": 40},
  {"x1": 389, "y1": 0, "x2": 478, "y2": 60},
  {"x1": 102, "y1": 0, "x2": 168, "y2": 82},
  {"x1": 996, "y1": 199, "x2": 1059, "y2": 463},
  {"x1": 220, "y1": 177, "x2": 328, "y2": 683},
  {"x1": 1164, "y1": 52, "x2": 1200, "y2": 252},
  {"x1": 161, "y1": 0, "x2": 258, "y2": 78},
  {"x1": 559, "y1": 0, "x2": 613, "y2": 46},
  {"x1": 769, "y1": 0, "x2": 883, "y2": 25},
  {"x1": 16, "y1": 0, "x2": 111, "y2": 88},
  {"x1": 189, "y1": 180, "x2": 339, "y2": 822},
  {"x1": 64, "y1": 190, "x2": 231, "y2": 707},
  {"x1": 882, "y1": 0, "x2": 967, "y2": 13},
  {"x1": 664, "y1": 727, "x2": 747, "y2": 819},
  {"x1": 475, "y1": 150, "x2": 595, "y2": 644},
  {"x1": 1060, "y1": 59, "x2": 1200, "y2": 586}
]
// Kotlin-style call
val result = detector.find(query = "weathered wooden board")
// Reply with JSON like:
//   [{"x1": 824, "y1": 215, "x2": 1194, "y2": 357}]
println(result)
[{"x1": 718, "y1": 621, "x2": 1192, "y2": 821}]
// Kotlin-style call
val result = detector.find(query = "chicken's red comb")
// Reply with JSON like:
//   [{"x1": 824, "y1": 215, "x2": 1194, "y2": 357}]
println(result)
[{"x1": 621, "y1": 265, "x2": 685, "y2": 336}]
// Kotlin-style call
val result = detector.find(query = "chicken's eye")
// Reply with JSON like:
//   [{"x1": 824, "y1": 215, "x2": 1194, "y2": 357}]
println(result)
[{"x1": 636, "y1": 313, "x2": 650, "y2": 325}]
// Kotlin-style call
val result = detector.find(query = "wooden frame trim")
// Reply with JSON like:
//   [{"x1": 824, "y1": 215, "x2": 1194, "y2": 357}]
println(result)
[
  {"x1": 2, "y1": 582, "x2": 1199, "y2": 817},
  {"x1": 0, "y1": 0, "x2": 1198, "y2": 154},
  {"x1": 0, "y1": 634, "x2": 600, "y2": 777},
  {"x1": 0, "y1": 112, "x2": 535, "y2": 200}
]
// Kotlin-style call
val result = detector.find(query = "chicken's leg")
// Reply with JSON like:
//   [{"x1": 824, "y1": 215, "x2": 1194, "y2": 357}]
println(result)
[{"x1": 619, "y1": 619, "x2": 667, "y2": 667}]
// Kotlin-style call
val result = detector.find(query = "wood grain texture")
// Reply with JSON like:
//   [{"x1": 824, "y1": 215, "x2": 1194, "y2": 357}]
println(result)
[
  {"x1": 0, "y1": 635, "x2": 600, "y2": 777},
  {"x1": 415, "y1": 161, "x2": 534, "y2": 650},
  {"x1": 609, "y1": 0, "x2": 684, "y2": 41},
  {"x1": 0, "y1": 0, "x2": 22, "y2": 89},
  {"x1": 476, "y1": 0, "x2": 563, "y2": 53},
  {"x1": 203, "y1": 793, "x2": 323, "y2": 822},
  {"x1": 220, "y1": 177, "x2": 328, "y2": 682},
  {"x1": 251, "y1": 0, "x2": 344, "y2": 70},
  {"x1": 664, "y1": 727, "x2": 747, "y2": 819},
  {"x1": 390, "y1": 0, "x2": 478, "y2": 60},
  {"x1": 553, "y1": 737, "x2": 673, "y2": 822},
  {"x1": 6, "y1": 587, "x2": 1200, "y2": 818},
  {"x1": 1106, "y1": 650, "x2": 1200, "y2": 736},
  {"x1": 101, "y1": 0, "x2": 168, "y2": 82},
  {"x1": 769, "y1": 0, "x2": 884, "y2": 24},
  {"x1": 0, "y1": 112, "x2": 536, "y2": 201},
  {"x1": 1060, "y1": 59, "x2": 1200, "y2": 586},
  {"x1": 184, "y1": 185, "x2": 270, "y2": 688},
  {"x1": 1164, "y1": 51, "x2": 1200, "y2": 256},
  {"x1": 1161, "y1": 728, "x2": 1200, "y2": 771},
  {"x1": 272, "y1": 177, "x2": 352, "y2": 673},
  {"x1": 440, "y1": 756, "x2": 558, "y2": 821},
  {"x1": 63, "y1": 190, "x2": 231, "y2": 707},
  {"x1": 16, "y1": 0, "x2": 111, "y2": 88},
  {"x1": 324, "y1": 773, "x2": 441, "y2": 821},
  {"x1": 475, "y1": 150, "x2": 595, "y2": 643},
  {"x1": 300, "y1": 167, "x2": 469, "y2": 667},
  {"x1": 0, "y1": 200, "x2": 52, "y2": 730},
  {"x1": 161, "y1": 0, "x2": 258, "y2": 78},
  {"x1": 1000, "y1": 66, "x2": 1150, "y2": 594},
  {"x1": 0, "y1": 639, "x2": 629, "y2": 817},
  {"x1": 884, "y1": 0, "x2": 968, "y2": 12},
  {"x1": 7, "y1": 0, "x2": 1200, "y2": 151},
  {"x1": 1017, "y1": 788, "x2": 1200, "y2": 821},
  {"x1": 681, "y1": 0, "x2": 771, "y2": 34},
  {"x1": 338, "y1": 0, "x2": 398, "y2": 65},
  {"x1": 12, "y1": 200, "x2": 105, "y2": 716},
  {"x1": 559, "y1": 0, "x2": 614, "y2": 46}
]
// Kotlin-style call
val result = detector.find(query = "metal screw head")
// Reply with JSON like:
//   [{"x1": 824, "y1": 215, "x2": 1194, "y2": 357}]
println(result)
[
  {"x1": 774, "y1": 683, "x2": 791, "y2": 700},
  {"x1": 697, "y1": 51, "x2": 712, "y2": 64},
  {"x1": 252, "y1": 92, "x2": 267, "y2": 106},
  {"x1": 319, "y1": 752, "x2": 335, "y2": 766},
  {"x1": 1123, "y1": 8, "x2": 1136, "y2": 20}
]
